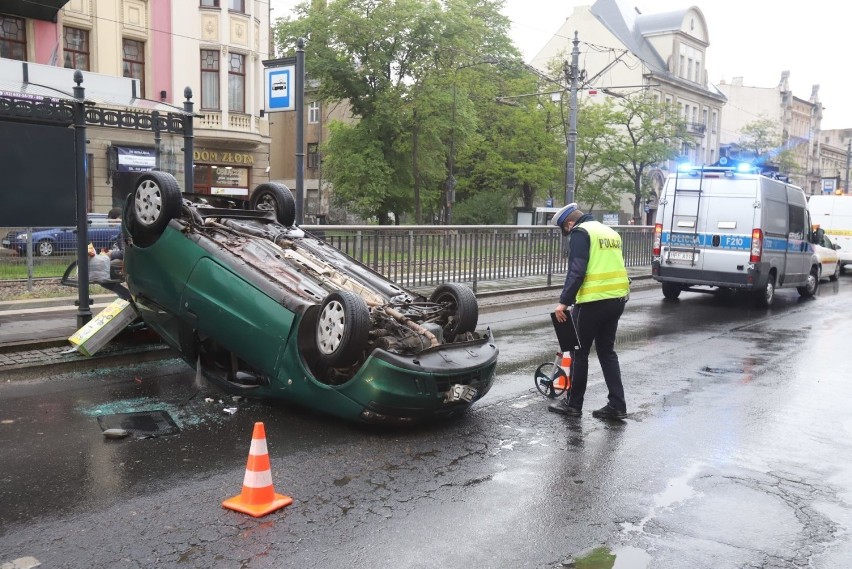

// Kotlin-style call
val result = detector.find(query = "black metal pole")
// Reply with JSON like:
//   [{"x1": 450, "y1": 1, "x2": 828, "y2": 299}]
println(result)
[
  {"x1": 295, "y1": 38, "x2": 306, "y2": 225},
  {"x1": 73, "y1": 70, "x2": 91, "y2": 327},
  {"x1": 566, "y1": 31, "x2": 580, "y2": 205},
  {"x1": 153, "y1": 110, "x2": 161, "y2": 170},
  {"x1": 183, "y1": 87, "x2": 194, "y2": 193}
]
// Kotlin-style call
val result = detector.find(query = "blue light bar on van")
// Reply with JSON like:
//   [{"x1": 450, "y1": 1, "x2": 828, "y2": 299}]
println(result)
[
  {"x1": 736, "y1": 162, "x2": 756, "y2": 173},
  {"x1": 677, "y1": 162, "x2": 694, "y2": 172}
]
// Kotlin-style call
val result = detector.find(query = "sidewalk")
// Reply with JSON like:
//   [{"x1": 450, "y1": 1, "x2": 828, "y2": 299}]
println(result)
[{"x1": 0, "y1": 268, "x2": 655, "y2": 380}]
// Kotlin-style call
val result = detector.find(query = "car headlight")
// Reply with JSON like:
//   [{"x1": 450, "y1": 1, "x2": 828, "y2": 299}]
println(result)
[{"x1": 16, "y1": 234, "x2": 27, "y2": 241}]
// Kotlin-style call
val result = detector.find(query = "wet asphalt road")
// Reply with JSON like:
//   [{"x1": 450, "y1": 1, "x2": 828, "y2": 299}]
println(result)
[{"x1": 1, "y1": 278, "x2": 852, "y2": 568}]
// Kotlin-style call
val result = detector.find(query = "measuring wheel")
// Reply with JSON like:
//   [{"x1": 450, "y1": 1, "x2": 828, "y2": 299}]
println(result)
[{"x1": 534, "y1": 362, "x2": 569, "y2": 398}]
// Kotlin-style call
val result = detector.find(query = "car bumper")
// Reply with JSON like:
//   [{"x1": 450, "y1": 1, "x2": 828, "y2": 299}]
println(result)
[{"x1": 269, "y1": 335, "x2": 500, "y2": 424}]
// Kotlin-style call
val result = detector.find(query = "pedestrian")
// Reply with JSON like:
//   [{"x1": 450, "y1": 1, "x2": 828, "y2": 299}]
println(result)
[
  {"x1": 548, "y1": 203, "x2": 630, "y2": 420},
  {"x1": 84, "y1": 242, "x2": 132, "y2": 301}
]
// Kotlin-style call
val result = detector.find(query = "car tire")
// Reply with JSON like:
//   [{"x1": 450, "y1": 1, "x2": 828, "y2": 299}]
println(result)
[
  {"x1": 250, "y1": 183, "x2": 296, "y2": 227},
  {"x1": 128, "y1": 171, "x2": 182, "y2": 246},
  {"x1": 797, "y1": 266, "x2": 819, "y2": 297},
  {"x1": 37, "y1": 239, "x2": 55, "y2": 257},
  {"x1": 429, "y1": 283, "x2": 478, "y2": 341},
  {"x1": 830, "y1": 261, "x2": 840, "y2": 282},
  {"x1": 753, "y1": 273, "x2": 776, "y2": 308},
  {"x1": 316, "y1": 290, "x2": 370, "y2": 368},
  {"x1": 661, "y1": 282, "x2": 681, "y2": 299}
]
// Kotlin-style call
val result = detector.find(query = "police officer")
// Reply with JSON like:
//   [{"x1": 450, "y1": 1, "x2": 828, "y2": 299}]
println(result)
[{"x1": 548, "y1": 203, "x2": 630, "y2": 419}]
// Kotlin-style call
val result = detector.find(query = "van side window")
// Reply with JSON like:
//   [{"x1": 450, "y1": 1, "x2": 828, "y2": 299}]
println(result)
[
  {"x1": 787, "y1": 205, "x2": 805, "y2": 240},
  {"x1": 764, "y1": 200, "x2": 787, "y2": 235}
]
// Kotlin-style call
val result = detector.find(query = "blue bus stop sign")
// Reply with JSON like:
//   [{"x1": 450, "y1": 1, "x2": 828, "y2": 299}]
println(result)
[{"x1": 264, "y1": 66, "x2": 295, "y2": 112}]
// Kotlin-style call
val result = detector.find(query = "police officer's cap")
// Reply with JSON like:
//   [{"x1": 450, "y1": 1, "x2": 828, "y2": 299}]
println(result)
[{"x1": 551, "y1": 203, "x2": 580, "y2": 227}]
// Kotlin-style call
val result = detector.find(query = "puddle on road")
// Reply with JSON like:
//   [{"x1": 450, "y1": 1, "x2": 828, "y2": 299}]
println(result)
[
  {"x1": 568, "y1": 546, "x2": 651, "y2": 568},
  {"x1": 621, "y1": 462, "x2": 703, "y2": 536}
]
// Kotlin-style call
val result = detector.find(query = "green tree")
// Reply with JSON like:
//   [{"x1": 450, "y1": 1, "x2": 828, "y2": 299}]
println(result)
[
  {"x1": 452, "y1": 66, "x2": 564, "y2": 220},
  {"x1": 572, "y1": 98, "x2": 631, "y2": 213},
  {"x1": 275, "y1": 0, "x2": 518, "y2": 224},
  {"x1": 739, "y1": 117, "x2": 798, "y2": 174},
  {"x1": 600, "y1": 94, "x2": 689, "y2": 222}
]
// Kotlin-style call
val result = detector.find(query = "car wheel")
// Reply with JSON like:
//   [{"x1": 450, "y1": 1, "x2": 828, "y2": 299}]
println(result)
[
  {"x1": 797, "y1": 266, "x2": 819, "y2": 298},
  {"x1": 316, "y1": 290, "x2": 370, "y2": 367},
  {"x1": 429, "y1": 283, "x2": 479, "y2": 341},
  {"x1": 250, "y1": 183, "x2": 296, "y2": 227},
  {"x1": 128, "y1": 172, "x2": 182, "y2": 246},
  {"x1": 37, "y1": 239, "x2": 55, "y2": 257},
  {"x1": 830, "y1": 261, "x2": 840, "y2": 282},
  {"x1": 661, "y1": 282, "x2": 681, "y2": 299},
  {"x1": 753, "y1": 273, "x2": 776, "y2": 308}
]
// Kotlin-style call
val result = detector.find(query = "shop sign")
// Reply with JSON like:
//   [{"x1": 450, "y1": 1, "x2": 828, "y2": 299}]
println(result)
[
  {"x1": 117, "y1": 146, "x2": 156, "y2": 172},
  {"x1": 193, "y1": 150, "x2": 255, "y2": 165},
  {"x1": 211, "y1": 187, "x2": 249, "y2": 197}
]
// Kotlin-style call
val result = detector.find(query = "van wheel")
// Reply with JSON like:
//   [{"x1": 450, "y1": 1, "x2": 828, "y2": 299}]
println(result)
[
  {"x1": 752, "y1": 273, "x2": 775, "y2": 308},
  {"x1": 797, "y1": 266, "x2": 819, "y2": 297},
  {"x1": 661, "y1": 282, "x2": 681, "y2": 299},
  {"x1": 830, "y1": 262, "x2": 840, "y2": 282}
]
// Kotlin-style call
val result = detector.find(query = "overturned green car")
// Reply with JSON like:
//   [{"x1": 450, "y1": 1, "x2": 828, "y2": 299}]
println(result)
[{"x1": 122, "y1": 172, "x2": 498, "y2": 423}]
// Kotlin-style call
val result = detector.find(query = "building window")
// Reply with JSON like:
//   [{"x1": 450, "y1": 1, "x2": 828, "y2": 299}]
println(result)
[
  {"x1": 63, "y1": 27, "x2": 90, "y2": 71},
  {"x1": 200, "y1": 49, "x2": 220, "y2": 110},
  {"x1": 229, "y1": 0, "x2": 245, "y2": 12},
  {"x1": 228, "y1": 52, "x2": 245, "y2": 113},
  {"x1": 687, "y1": 58, "x2": 693, "y2": 81},
  {"x1": 308, "y1": 101, "x2": 320, "y2": 124},
  {"x1": 679, "y1": 55, "x2": 685, "y2": 78},
  {"x1": 711, "y1": 111, "x2": 718, "y2": 134},
  {"x1": 307, "y1": 142, "x2": 319, "y2": 168},
  {"x1": 0, "y1": 15, "x2": 26, "y2": 61},
  {"x1": 200, "y1": 0, "x2": 219, "y2": 6},
  {"x1": 695, "y1": 62, "x2": 701, "y2": 83},
  {"x1": 122, "y1": 38, "x2": 146, "y2": 96}
]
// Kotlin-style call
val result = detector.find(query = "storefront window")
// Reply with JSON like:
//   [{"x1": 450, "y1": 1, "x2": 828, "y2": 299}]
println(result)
[{"x1": 193, "y1": 164, "x2": 249, "y2": 197}]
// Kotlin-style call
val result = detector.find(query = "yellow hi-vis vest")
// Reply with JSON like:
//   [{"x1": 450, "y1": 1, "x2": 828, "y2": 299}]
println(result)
[{"x1": 574, "y1": 220, "x2": 630, "y2": 304}]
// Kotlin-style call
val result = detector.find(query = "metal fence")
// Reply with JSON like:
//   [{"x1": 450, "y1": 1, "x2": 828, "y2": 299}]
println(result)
[{"x1": 1, "y1": 224, "x2": 654, "y2": 292}]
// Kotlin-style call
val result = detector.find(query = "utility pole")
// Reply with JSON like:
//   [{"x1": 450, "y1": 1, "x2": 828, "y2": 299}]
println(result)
[
  {"x1": 563, "y1": 31, "x2": 583, "y2": 205},
  {"x1": 846, "y1": 139, "x2": 850, "y2": 193}
]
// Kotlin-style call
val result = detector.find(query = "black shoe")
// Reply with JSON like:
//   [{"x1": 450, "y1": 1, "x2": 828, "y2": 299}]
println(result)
[
  {"x1": 591, "y1": 405, "x2": 627, "y2": 420},
  {"x1": 548, "y1": 399, "x2": 582, "y2": 417}
]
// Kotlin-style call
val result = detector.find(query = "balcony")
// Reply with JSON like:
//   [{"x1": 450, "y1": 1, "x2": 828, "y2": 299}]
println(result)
[
  {"x1": 686, "y1": 122, "x2": 706, "y2": 136},
  {"x1": 196, "y1": 111, "x2": 253, "y2": 133}
]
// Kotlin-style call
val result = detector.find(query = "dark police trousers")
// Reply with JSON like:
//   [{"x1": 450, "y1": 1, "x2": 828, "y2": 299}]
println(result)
[{"x1": 566, "y1": 296, "x2": 627, "y2": 412}]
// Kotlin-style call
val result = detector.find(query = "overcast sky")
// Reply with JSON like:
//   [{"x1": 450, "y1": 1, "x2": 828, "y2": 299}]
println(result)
[{"x1": 270, "y1": 0, "x2": 852, "y2": 130}]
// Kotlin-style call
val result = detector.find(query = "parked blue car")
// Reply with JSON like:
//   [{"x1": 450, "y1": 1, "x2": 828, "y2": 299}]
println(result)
[{"x1": 2, "y1": 214, "x2": 122, "y2": 257}]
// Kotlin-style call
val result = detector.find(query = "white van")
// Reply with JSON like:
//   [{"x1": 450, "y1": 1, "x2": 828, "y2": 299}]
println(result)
[
  {"x1": 651, "y1": 165, "x2": 821, "y2": 307},
  {"x1": 807, "y1": 194, "x2": 852, "y2": 273}
]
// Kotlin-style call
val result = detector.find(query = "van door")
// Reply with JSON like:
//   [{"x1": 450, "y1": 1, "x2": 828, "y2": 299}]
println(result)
[
  {"x1": 700, "y1": 177, "x2": 759, "y2": 278},
  {"x1": 784, "y1": 188, "x2": 810, "y2": 285}
]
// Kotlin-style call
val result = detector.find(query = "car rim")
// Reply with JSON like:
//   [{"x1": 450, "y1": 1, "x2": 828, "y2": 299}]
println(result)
[
  {"x1": 39, "y1": 242, "x2": 52, "y2": 256},
  {"x1": 317, "y1": 300, "x2": 346, "y2": 355},
  {"x1": 766, "y1": 281, "x2": 774, "y2": 303},
  {"x1": 808, "y1": 273, "x2": 817, "y2": 293},
  {"x1": 135, "y1": 180, "x2": 163, "y2": 226},
  {"x1": 257, "y1": 194, "x2": 276, "y2": 212}
]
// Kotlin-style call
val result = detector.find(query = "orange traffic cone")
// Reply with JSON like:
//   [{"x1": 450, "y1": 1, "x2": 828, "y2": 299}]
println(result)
[
  {"x1": 223, "y1": 422, "x2": 293, "y2": 517},
  {"x1": 553, "y1": 352, "x2": 572, "y2": 391}
]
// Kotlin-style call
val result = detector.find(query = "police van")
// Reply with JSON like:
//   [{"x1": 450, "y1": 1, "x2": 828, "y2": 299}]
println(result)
[
  {"x1": 651, "y1": 163, "x2": 821, "y2": 307},
  {"x1": 807, "y1": 194, "x2": 852, "y2": 273}
]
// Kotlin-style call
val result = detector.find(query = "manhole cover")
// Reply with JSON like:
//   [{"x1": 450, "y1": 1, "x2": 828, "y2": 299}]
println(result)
[{"x1": 97, "y1": 410, "x2": 180, "y2": 438}]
